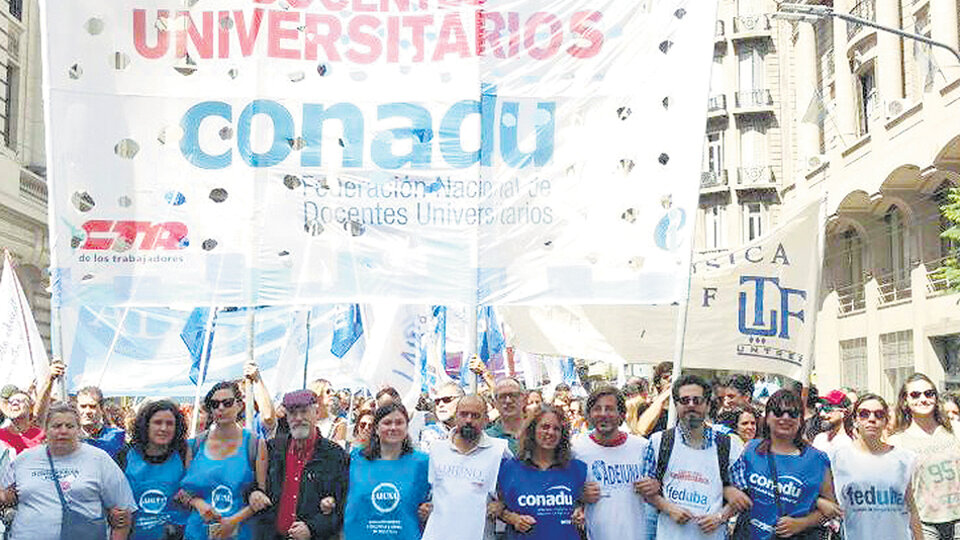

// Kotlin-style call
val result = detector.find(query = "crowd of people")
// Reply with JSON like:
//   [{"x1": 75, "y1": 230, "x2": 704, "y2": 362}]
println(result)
[{"x1": 0, "y1": 358, "x2": 954, "y2": 540}]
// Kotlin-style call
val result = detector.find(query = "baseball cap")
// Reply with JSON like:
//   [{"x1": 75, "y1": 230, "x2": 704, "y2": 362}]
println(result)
[
  {"x1": 0, "y1": 385, "x2": 22, "y2": 400},
  {"x1": 820, "y1": 390, "x2": 851, "y2": 408}
]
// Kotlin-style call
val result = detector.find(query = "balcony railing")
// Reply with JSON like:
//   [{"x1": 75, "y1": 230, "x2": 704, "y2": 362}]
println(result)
[
  {"x1": 701, "y1": 170, "x2": 728, "y2": 189},
  {"x1": 736, "y1": 166, "x2": 776, "y2": 187},
  {"x1": 836, "y1": 283, "x2": 866, "y2": 315},
  {"x1": 716, "y1": 20, "x2": 725, "y2": 40},
  {"x1": 877, "y1": 270, "x2": 911, "y2": 305},
  {"x1": 19, "y1": 172, "x2": 47, "y2": 205},
  {"x1": 733, "y1": 15, "x2": 771, "y2": 35},
  {"x1": 846, "y1": 0, "x2": 876, "y2": 40},
  {"x1": 708, "y1": 94, "x2": 727, "y2": 114},
  {"x1": 925, "y1": 255, "x2": 957, "y2": 295},
  {"x1": 8, "y1": 0, "x2": 20, "y2": 21},
  {"x1": 735, "y1": 89, "x2": 773, "y2": 109}
]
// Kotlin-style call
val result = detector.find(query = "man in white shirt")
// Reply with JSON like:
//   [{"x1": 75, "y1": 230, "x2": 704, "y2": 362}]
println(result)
[
  {"x1": 640, "y1": 374, "x2": 746, "y2": 540},
  {"x1": 418, "y1": 382, "x2": 465, "y2": 452},
  {"x1": 572, "y1": 385, "x2": 650, "y2": 540},
  {"x1": 423, "y1": 394, "x2": 510, "y2": 540}
]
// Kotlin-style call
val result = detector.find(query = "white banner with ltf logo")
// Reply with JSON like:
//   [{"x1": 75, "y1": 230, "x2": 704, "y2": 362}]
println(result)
[
  {"x1": 500, "y1": 200, "x2": 825, "y2": 380},
  {"x1": 41, "y1": 0, "x2": 718, "y2": 308}
]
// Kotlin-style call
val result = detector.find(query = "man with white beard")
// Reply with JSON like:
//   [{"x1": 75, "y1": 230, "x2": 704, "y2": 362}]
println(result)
[{"x1": 252, "y1": 390, "x2": 349, "y2": 540}]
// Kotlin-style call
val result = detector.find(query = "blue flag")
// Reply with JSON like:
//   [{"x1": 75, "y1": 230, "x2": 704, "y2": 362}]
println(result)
[
  {"x1": 181, "y1": 307, "x2": 216, "y2": 385},
  {"x1": 330, "y1": 304, "x2": 363, "y2": 358},
  {"x1": 479, "y1": 306, "x2": 504, "y2": 363}
]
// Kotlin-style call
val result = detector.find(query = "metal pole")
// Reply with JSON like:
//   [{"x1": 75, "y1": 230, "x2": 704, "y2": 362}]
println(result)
[
  {"x1": 245, "y1": 308, "x2": 255, "y2": 431},
  {"x1": 302, "y1": 309, "x2": 312, "y2": 389},
  {"x1": 465, "y1": 305, "x2": 478, "y2": 392}
]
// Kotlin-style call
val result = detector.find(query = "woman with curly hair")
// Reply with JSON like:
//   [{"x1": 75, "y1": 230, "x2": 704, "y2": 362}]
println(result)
[
  {"x1": 343, "y1": 402, "x2": 430, "y2": 539},
  {"x1": 496, "y1": 405, "x2": 590, "y2": 540},
  {"x1": 888, "y1": 373, "x2": 960, "y2": 539},
  {"x1": 115, "y1": 399, "x2": 190, "y2": 540}
]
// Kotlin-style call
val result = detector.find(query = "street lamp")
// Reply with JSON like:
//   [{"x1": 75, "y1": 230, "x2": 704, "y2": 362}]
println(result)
[{"x1": 776, "y1": 2, "x2": 960, "y2": 65}]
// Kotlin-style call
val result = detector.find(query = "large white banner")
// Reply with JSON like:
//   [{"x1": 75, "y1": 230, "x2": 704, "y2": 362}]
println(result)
[
  {"x1": 42, "y1": 0, "x2": 718, "y2": 308},
  {"x1": 501, "y1": 200, "x2": 826, "y2": 380}
]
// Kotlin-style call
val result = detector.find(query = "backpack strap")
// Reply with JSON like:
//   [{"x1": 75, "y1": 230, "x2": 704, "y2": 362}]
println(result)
[
  {"x1": 655, "y1": 428, "x2": 676, "y2": 487},
  {"x1": 716, "y1": 432, "x2": 732, "y2": 487}
]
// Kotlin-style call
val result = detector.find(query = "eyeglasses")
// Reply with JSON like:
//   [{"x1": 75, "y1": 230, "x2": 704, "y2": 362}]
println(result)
[
  {"x1": 908, "y1": 389, "x2": 937, "y2": 400},
  {"x1": 496, "y1": 392, "x2": 523, "y2": 402},
  {"x1": 769, "y1": 408, "x2": 801, "y2": 419},
  {"x1": 676, "y1": 396, "x2": 705, "y2": 406},
  {"x1": 857, "y1": 408, "x2": 887, "y2": 420},
  {"x1": 434, "y1": 396, "x2": 457, "y2": 405},
  {"x1": 357, "y1": 422, "x2": 373, "y2": 430},
  {"x1": 207, "y1": 398, "x2": 236, "y2": 409}
]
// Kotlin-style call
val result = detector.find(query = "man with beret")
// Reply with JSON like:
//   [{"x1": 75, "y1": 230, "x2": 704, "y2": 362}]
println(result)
[{"x1": 251, "y1": 389, "x2": 349, "y2": 540}]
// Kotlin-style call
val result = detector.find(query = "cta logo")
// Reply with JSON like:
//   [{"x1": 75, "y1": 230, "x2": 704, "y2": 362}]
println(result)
[
  {"x1": 79, "y1": 220, "x2": 188, "y2": 251},
  {"x1": 517, "y1": 485, "x2": 574, "y2": 507},
  {"x1": 139, "y1": 489, "x2": 167, "y2": 514},
  {"x1": 371, "y1": 483, "x2": 401, "y2": 513},
  {"x1": 211, "y1": 485, "x2": 233, "y2": 514}
]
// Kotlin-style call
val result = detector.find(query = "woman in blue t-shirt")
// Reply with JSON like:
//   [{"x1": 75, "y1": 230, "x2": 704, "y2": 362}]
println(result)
[
  {"x1": 344, "y1": 402, "x2": 430, "y2": 539},
  {"x1": 730, "y1": 389, "x2": 839, "y2": 540},
  {"x1": 497, "y1": 405, "x2": 589, "y2": 540},
  {"x1": 115, "y1": 400, "x2": 190, "y2": 540}
]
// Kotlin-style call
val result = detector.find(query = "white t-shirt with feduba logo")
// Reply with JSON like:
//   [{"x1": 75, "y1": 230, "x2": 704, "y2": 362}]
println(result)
[
  {"x1": 2, "y1": 443, "x2": 136, "y2": 540},
  {"x1": 572, "y1": 432, "x2": 649, "y2": 540},
  {"x1": 830, "y1": 444, "x2": 915, "y2": 540}
]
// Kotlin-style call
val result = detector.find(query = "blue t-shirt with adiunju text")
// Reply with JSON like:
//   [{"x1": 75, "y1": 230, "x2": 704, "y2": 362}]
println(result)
[
  {"x1": 343, "y1": 450, "x2": 430, "y2": 540},
  {"x1": 497, "y1": 457, "x2": 587, "y2": 540}
]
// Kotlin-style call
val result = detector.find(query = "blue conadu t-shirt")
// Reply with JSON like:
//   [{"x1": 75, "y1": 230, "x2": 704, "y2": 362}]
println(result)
[{"x1": 497, "y1": 457, "x2": 587, "y2": 540}]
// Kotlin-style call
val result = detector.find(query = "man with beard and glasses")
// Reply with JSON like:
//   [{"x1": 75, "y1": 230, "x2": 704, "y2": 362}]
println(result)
[
  {"x1": 639, "y1": 375, "x2": 747, "y2": 540},
  {"x1": 486, "y1": 378, "x2": 526, "y2": 454},
  {"x1": 572, "y1": 386, "x2": 650, "y2": 540},
  {"x1": 253, "y1": 390, "x2": 348, "y2": 540},
  {"x1": 423, "y1": 394, "x2": 511, "y2": 540}
]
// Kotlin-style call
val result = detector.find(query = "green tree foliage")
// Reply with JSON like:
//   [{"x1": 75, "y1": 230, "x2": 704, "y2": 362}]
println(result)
[{"x1": 938, "y1": 186, "x2": 960, "y2": 291}]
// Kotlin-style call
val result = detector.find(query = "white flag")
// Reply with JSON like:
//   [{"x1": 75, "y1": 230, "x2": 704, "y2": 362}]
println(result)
[{"x1": 0, "y1": 254, "x2": 49, "y2": 390}]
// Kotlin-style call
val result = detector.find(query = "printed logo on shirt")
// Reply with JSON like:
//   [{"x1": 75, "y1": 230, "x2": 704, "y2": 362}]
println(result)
[
  {"x1": 842, "y1": 484, "x2": 905, "y2": 510},
  {"x1": 748, "y1": 473, "x2": 804, "y2": 504},
  {"x1": 371, "y1": 482, "x2": 401, "y2": 513},
  {"x1": 663, "y1": 484, "x2": 710, "y2": 510},
  {"x1": 139, "y1": 489, "x2": 168, "y2": 514},
  {"x1": 517, "y1": 485, "x2": 575, "y2": 508},
  {"x1": 435, "y1": 463, "x2": 484, "y2": 482},
  {"x1": 667, "y1": 470, "x2": 710, "y2": 485},
  {"x1": 211, "y1": 485, "x2": 234, "y2": 514},
  {"x1": 590, "y1": 459, "x2": 642, "y2": 487}
]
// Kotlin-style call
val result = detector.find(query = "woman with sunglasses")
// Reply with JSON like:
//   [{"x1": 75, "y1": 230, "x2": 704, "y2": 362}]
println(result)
[
  {"x1": 348, "y1": 412, "x2": 375, "y2": 454},
  {"x1": 888, "y1": 373, "x2": 960, "y2": 539},
  {"x1": 730, "y1": 389, "x2": 838, "y2": 539},
  {"x1": 343, "y1": 402, "x2": 430, "y2": 539},
  {"x1": 831, "y1": 394, "x2": 922, "y2": 539},
  {"x1": 181, "y1": 381, "x2": 267, "y2": 540}
]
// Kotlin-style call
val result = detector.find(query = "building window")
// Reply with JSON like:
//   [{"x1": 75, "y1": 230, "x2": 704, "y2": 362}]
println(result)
[
  {"x1": 935, "y1": 183, "x2": 958, "y2": 260},
  {"x1": 856, "y1": 67, "x2": 877, "y2": 136},
  {"x1": 738, "y1": 42, "x2": 765, "y2": 93},
  {"x1": 913, "y1": 9, "x2": 936, "y2": 95},
  {"x1": 840, "y1": 338, "x2": 868, "y2": 392},
  {"x1": 705, "y1": 205, "x2": 726, "y2": 250},
  {"x1": 881, "y1": 330, "x2": 914, "y2": 399},
  {"x1": 737, "y1": 0, "x2": 760, "y2": 16},
  {"x1": 743, "y1": 202, "x2": 765, "y2": 242},
  {"x1": 705, "y1": 132, "x2": 724, "y2": 173},
  {"x1": 8, "y1": 0, "x2": 21, "y2": 21},
  {"x1": 739, "y1": 118, "x2": 766, "y2": 165},
  {"x1": 884, "y1": 205, "x2": 909, "y2": 283}
]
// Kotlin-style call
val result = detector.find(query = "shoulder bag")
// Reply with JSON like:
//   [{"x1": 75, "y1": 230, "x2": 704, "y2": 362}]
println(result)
[{"x1": 45, "y1": 447, "x2": 108, "y2": 540}]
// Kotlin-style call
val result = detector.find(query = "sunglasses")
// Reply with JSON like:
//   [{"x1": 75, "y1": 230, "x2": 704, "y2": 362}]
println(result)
[
  {"x1": 908, "y1": 389, "x2": 937, "y2": 400},
  {"x1": 857, "y1": 409, "x2": 887, "y2": 420},
  {"x1": 207, "y1": 397, "x2": 236, "y2": 409},
  {"x1": 434, "y1": 396, "x2": 457, "y2": 405},
  {"x1": 357, "y1": 422, "x2": 373, "y2": 430},
  {"x1": 676, "y1": 396, "x2": 705, "y2": 406},
  {"x1": 769, "y1": 408, "x2": 801, "y2": 419}
]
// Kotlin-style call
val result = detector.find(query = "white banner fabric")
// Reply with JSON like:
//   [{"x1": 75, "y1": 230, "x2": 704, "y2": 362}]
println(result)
[
  {"x1": 501, "y1": 200, "x2": 825, "y2": 380},
  {"x1": 0, "y1": 256, "x2": 51, "y2": 391},
  {"x1": 42, "y1": 0, "x2": 718, "y2": 307}
]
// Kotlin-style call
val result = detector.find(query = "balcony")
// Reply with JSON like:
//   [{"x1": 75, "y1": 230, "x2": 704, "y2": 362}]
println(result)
[
  {"x1": 19, "y1": 170, "x2": 47, "y2": 206},
  {"x1": 8, "y1": 0, "x2": 20, "y2": 21},
  {"x1": 735, "y1": 166, "x2": 778, "y2": 189},
  {"x1": 877, "y1": 270, "x2": 911, "y2": 305},
  {"x1": 846, "y1": 0, "x2": 876, "y2": 41},
  {"x1": 732, "y1": 15, "x2": 772, "y2": 40},
  {"x1": 707, "y1": 94, "x2": 727, "y2": 117},
  {"x1": 700, "y1": 170, "x2": 728, "y2": 191},
  {"x1": 836, "y1": 283, "x2": 866, "y2": 315},
  {"x1": 734, "y1": 89, "x2": 775, "y2": 115},
  {"x1": 925, "y1": 256, "x2": 957, "y2": 296}
]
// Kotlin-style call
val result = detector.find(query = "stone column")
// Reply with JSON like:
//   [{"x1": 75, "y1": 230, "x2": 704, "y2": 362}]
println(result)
[
  {"x1": 930, "y1": 0, "x2": 960, "y2": 82},
  {"x1": 833, "y1": 0, "x2": 859, "y2": 143},
  {"x1": 875, "y1": 0, "x2": 904, "y2": 102},
  {"x1": 796, "y1": 22, "x2": 821, "y2": 160}
]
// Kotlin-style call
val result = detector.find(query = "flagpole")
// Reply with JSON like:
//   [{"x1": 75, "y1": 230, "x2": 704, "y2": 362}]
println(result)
[
  {"x1": 466, "y1": 304, "x2": 478, "y2": 392},
  {"x1": 190, "y1": 307, "x2": 218, "y2": 437},
  {"x1": 94, "y1": 305, "x2": 132, "y2": 388},
  {"x1": 302, "y1": 308, "x2": 312, "y2": 389},
  {"x1": 245, "y1": 308, "x2": 255, "y2": 431},
  {"x1": 802, "y1": 197, "x2": 830, "y2": 386},
  {"x1": 667, "y1": 242, "x2": 699, "y2": 428}
]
